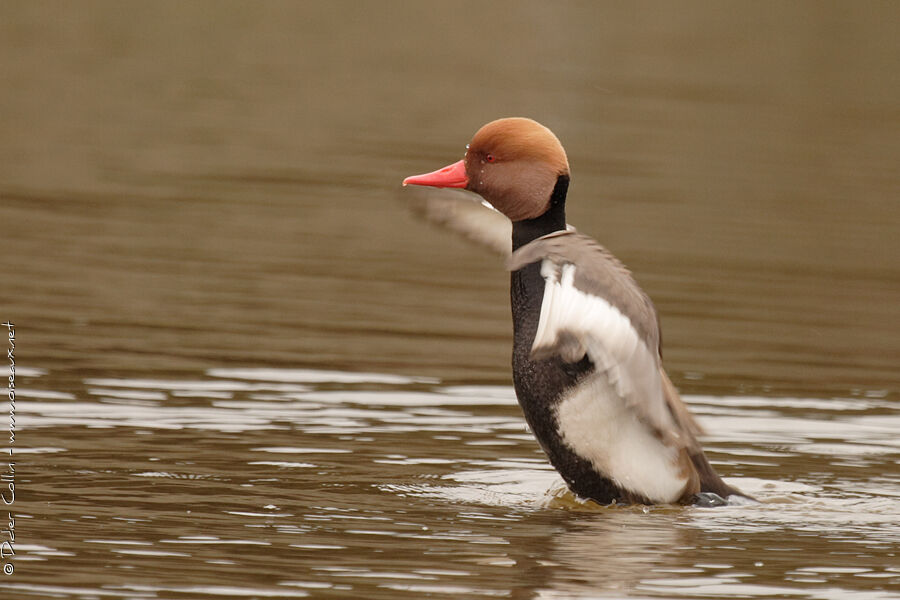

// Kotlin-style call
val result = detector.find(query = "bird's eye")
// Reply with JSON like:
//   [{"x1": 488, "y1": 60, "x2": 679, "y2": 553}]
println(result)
[{"x1": 485, "y1": 154, "x2": 496, "y2": 163}]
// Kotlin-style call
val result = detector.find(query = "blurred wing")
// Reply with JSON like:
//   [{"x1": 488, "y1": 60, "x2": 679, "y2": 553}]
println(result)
[
  {"x1": 406, "y1": 189, "x2": 576, "y2": 258},
  {"x1": 660, "y1": 366, "x2": 704, "y2": 438},
  {"x1": 407, "y1": 189, "x2": 512, "y2": 256}
]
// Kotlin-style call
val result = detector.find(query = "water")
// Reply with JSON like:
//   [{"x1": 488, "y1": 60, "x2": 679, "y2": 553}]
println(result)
[
  {"x1": 2, "y1": 2, "x2": 899, "y2": 598},
  {"x1": 9, "y1": 368, "x2": 900, "y2": 598}
]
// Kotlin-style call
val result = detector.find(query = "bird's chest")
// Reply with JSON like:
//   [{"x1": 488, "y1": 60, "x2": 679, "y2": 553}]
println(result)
[{"x1": 509, "y1": 266, "x2": 593, "y2": 440}]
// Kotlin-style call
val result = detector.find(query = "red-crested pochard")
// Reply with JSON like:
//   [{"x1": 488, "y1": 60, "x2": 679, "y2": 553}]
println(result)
[{"x1": 403, "y1": 117, "x2": 746, "y2": 505}]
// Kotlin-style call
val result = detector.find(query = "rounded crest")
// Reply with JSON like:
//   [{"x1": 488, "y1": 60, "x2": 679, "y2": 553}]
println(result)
[
  {"x1": 468, "y1": 118, "x2": 569, "y2": 176},
  {"x1": 464, "y1": 118, "x2": 569, "y2": 221}
]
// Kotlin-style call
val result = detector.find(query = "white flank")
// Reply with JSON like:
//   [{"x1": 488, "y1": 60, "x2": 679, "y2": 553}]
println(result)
[
  {"x1": 555, "y1": 376, "x2": 687, "y2": 503},
  {"x1": 535, "y1": 259, "x2": 686, "y2": 501}
]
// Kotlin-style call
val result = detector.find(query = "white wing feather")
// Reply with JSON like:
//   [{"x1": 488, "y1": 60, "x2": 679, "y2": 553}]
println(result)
[{"x1": 533, "y1": 260, "x2": 678, "y2": 439}]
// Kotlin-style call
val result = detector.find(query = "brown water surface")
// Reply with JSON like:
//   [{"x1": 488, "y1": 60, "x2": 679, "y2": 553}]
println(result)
[{"x1": 1, "y1": 2, "x2": 898, "y2": 598}]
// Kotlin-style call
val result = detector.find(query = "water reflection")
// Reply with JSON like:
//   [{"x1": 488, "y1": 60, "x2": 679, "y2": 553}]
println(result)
[{"x1": 10, "y1": 367, "x2": 899, "y2": 598}]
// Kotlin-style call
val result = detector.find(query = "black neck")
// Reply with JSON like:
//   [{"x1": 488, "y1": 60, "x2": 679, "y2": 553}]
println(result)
[{"x1": 512, "y1": 175, "x2": 569, "y2": 250}]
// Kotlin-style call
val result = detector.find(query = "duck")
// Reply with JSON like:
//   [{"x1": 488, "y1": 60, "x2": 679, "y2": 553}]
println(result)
[{"x1": 403, "y1": 117, "x2": 746, "y2": 505}]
